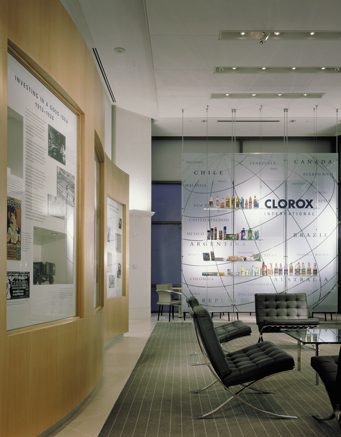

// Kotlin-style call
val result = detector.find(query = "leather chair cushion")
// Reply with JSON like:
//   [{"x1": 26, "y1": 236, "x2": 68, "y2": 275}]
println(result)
[
  {"x1": 215, "y1": 320, "x2": 252, "y2": 343},
  {"x1": 223, "y1": 341, "x2": 295, "y2": 386},
  {"x1": 193, "y1": 306, "x2": 231, "y2": 378},
  {"x1": 311, "y1": 351, "x2": 341, "y2": 410},
  {"x1": 255, "y1": 293, "x2": 319, "y2": 331}
]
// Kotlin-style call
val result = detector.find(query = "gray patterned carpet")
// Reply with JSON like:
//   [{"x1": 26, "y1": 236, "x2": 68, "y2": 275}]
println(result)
[{"x1": 99, "y1": 321, "x2": 341, "y2": 436}]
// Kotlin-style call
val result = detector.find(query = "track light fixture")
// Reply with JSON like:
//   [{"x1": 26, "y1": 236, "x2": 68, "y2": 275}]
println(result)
[{"x1": 259, "y1": 32, "x2": 270, "y2": 44}]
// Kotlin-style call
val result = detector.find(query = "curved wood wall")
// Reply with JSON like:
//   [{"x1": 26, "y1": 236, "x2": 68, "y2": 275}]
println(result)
[{"x1": 0, "y1": 1, "x2": 129, "y2": 435}]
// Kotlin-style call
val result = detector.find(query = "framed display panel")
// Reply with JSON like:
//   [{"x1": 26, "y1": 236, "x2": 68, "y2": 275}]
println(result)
[
  {"x1": 106, "y1": 196, "x2": 124, "y2": 298},
  {"x1": 182, "y1": 153, "x2": 338, "y2": 314},
  {"x1": 103, "y1": 155, "x2": 129, "y2": 342},
  {"x1": 94, "y1": 138, "x2": 105, "y2": 309},
  {"x1": 6, "y1": 51, "x2": 79, "y2": 330}
]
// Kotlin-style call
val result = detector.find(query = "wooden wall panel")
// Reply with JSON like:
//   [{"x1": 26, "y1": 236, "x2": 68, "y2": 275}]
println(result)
[
  {"x1": 0, "y1": 0, "x2": 128, "y2": 435},
  {"x1": 104, "y1": 156, "x2": 130, "y2": 343}
]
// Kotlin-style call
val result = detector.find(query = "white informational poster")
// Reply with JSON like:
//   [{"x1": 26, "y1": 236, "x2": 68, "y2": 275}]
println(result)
[
  {"x1": 106, "y1": 196, "x2": 123, "y2": 298},
  {"x1": 6, "y1": 53, "x2": 78, "y2": 330},
  {"x1": 182, "y1": 153, "x2": 338, "y2": 314}
]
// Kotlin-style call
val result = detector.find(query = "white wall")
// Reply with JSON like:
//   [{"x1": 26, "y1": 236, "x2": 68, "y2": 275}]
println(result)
[{"x1": 112, "y1": 106, "x2": 152, "y2": 318}]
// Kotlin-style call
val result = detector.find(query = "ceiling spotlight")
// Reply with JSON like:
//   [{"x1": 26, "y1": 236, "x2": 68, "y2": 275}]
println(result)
[
  {"x1": 335, "y1": 68, "x2": 340, "y2": 72},
  {"x1": 240, "y1": 32, "x2": 246, "y2": 36},
  {"x1": 219, "y1": 68, "x2": 225, "y2": 72},
  {"x1": 262, "y1": 67, "x2": 266, "y2": 70},
  {"x1": 292, "y1": 67, "x2": 296, "y2": 70},
  {"x1": 278, "y1": 93, "x2": 282, "y2": 96},
  {"x1": 252, "y1": 93, "x2": 257, "y2": 97},
  {"x1": 321, "y1": 67, "x2": 326, "y2": 70},
  {"x1": 232, "y1": 67, "x2": 237, "y2": 70},
  {"x1": 225, "y1": 93, "x2": 230, "y2": 96},
  {"x1": 274, "y1": 32, "x2": 281, "y2": 36},
  {"x1": 310, "y1": 32, "x2": 315, "y2": 36},
  {"x1": 303, "y1": 93, "x2": 308, "y2": 96},
  {"x1": 259, "y1": 32, "x2": 270, "y2": 44}
]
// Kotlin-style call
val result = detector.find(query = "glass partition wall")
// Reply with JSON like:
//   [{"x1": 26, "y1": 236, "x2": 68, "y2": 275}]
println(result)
[{"x1": 181, "y1": 107, "x2": 338, "y2": 318}]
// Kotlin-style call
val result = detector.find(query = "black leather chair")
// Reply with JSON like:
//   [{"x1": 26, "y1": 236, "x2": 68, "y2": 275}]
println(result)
[
  {"x1": 189, "y1": 304, "x2": 296, "y2": 419},
  {"x1": 255, "y1": 293, "x2": 319, "y2": 342},
  {"x1": 187, "y1": 296, "x2": 252, "y2": 346},
  {"x1": 311, "y1": 346, "x2": 341, "y2": 429}
]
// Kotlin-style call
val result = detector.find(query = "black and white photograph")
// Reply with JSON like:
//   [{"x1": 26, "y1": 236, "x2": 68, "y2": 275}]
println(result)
[
  {"x1": 48, "y1": 124, "x2": 66, "y2": 165},
  {"x1": 6, "y1": 271, "x2": 30, "y2": 300},
  {"x1": 57, "y1": 166, "x2": 75, "y2": 207}
]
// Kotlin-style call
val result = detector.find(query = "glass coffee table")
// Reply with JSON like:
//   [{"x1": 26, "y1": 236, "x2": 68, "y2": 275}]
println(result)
[{"x1": 283, "y1": 328, "x2": 341, "y2": 384}]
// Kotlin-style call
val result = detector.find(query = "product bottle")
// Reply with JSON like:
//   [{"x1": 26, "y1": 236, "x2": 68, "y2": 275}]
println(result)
[
  {"x1": 231, "y1": 195, "x2": 235, "y2": 209},
  {"x1": 215, "y1": 196, "x2": 220, "y2": 207},
  {"x1": 219, "y1": 230, "x2": 223, "y2": 240},
  {"x1": 240, "y1": 197, "x2": 244, "y2": 209},
  {"x1": 254, "y1": 195, "x2": 259, "y2": 209},
  {"x1": 220, "y1": 198, "x2": 225, "y2": 208},
  {"x1": 279, "y1": 263, "x2": 283, "y2": 275},
  {"x1": 249, "y1": 196, "x2": 252, "y2": 209},
  {"x1": 247, "y1": 228, "x2": 253, "y2": 240},
  {"x1": 251, "y1": 265, "x2": 255, "y2": 276},
  {"x1": 313, "y1": 263, "x2": 318, "y2": 276},
  {"x1": 245, "y1": 199, "x2": 248, "y2": 209},
  {"x1": 307, "y1": 262, "x2": 312, "y2": 276},
  {"x1": 214, "y1": 227, "x2": 217, "y2": 240},
  {"x1": 207, "y1": 229, "x2": 211, "y2": 240},
  {"x1": 209, "y1": 196, "x2": 213, "y2": 207},
  {"x1": 289, "y1": 262, "x2": 293, "y2": 276},
  {"x1": 274, "y1": 263, "x2": 279, "y2": 275},
  {"x1": 241, "y1": 266, "x2": 245, "y2": 276},
  {"x1": 223, "y1": 226, "x2": 227, "y2": 239},
  {"x1": 226, "y1": 196, "x2": 230, "y2": 208},
  {"x1": 236, "y1": 196, "x2": 240, "y2": 208},
  {"x1": 268, "y1": 263, "x2": 273, "y2": 275},
  {"x1": 210, "y1": 228, "x2": 213, "y2": 240},
  {"x1": 284, "y1": 263, "x2": 288, "y2": 276},
  {"x1": 295, "y1": 262, "x2": 301, "y2": 276},
  {"x1": 262, "y1": 261, "x2": 267, "y2": 276},
  {"x1": 301, "y1": 262, "x2": 306, "y2": 275},
  {"x1": 241, "y1": 228, "x2": 246, "y2": 240}
]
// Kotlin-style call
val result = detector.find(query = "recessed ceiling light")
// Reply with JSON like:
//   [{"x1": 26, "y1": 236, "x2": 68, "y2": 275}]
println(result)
[
  {"x1": 262, "y1": 67, "x2": 266, "y2": 70},
  {"x1": 278, "y1": 93, "x2": 282, "y2": 96},
  {"x1": 252, "y1": 94, "x2": 257, "y2": 97},
  {"x1": 321, "y1": 67, "x2": 326, "y2": 70},
  {"x1": 232, "y1": 67, "x2": 237, "y2": 70},
  {"x1": 225, "y1": 93, "x2": 230, "y2": 96},
  {"x1": 114, "y1": 47, "x2": 126, "y2": 54},
  {"x1": 240, "y1": 32, "x2": 245, "y2": 36},
  {"x1": 292, "y1": 67, "x2": 296, "y2": 70},
  {"x1": 274, "y1": 32, "x2": 280, "y2": 36},
  {"x1": 219, "y1": 68, "x2": 225, "y2": 72},
  {"x1": 310, "y1": 32, "x2": 315, "y2": 36},
  {"x1": 303, "y1": 93, "x2": 308, "y2": 96}
]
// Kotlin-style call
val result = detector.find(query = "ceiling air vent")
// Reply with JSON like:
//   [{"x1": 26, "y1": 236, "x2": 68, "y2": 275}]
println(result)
[
  {"x1": 217, "y1": 120, "x2": 280, "y2": 123},
  {"x1": 93, "y1": 48, "x2": 116, "y2": 103}
]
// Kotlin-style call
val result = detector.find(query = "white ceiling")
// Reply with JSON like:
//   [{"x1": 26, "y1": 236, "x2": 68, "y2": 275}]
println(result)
[{"x1": 60, "y1": 0, "x2": 341, "y2": 137}]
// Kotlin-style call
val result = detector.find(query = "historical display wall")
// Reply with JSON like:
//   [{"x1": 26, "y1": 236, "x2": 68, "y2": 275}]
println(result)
[
  {"x1": 7, "y1": 53, "x2": 78, "y2": 330},
  {"x1": 182, "y1": 153, "x2": 338, "y2": 314}
]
